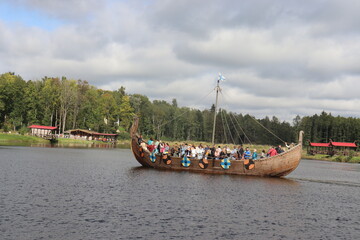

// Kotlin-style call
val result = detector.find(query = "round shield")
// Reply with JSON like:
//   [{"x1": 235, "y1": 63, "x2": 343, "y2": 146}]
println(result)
[
  {"x1": 181, "y1": 156, "x2": 191, "y2": 167},
  {"x1": 162, "y1": 154, "x2": 172, "y2": 165},
  {"x1": 139, "y1": 147, "x2": 144, "y2": 158},
  {"x1": 220, "y1": 158, "x2": 231, "y2": 169},
  {"x1": 244, "y1": 159, "x2": 255, "y2": 170},
  {"x1": 150, "y1": 152, "x2": 156, "y2": 163},
  {"x1": 199, "y1": 158, "x2": 209, "y2": 169}
]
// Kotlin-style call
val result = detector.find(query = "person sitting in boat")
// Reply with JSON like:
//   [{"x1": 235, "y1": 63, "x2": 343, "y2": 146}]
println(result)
[
  {"x1": 252, "y1": 149, "x2": 258, "y2": 160},
  {"x1": 154, "y1": 139, "x2": 160, "y2": 153},
  {"x1": 195, "y1": 145, "x2": 200, "y2": 158},
  {"x1": 260, "y1": 149, "x2": 266, "y2": 158},
  {"x1": 214, "y1": 146, "x2": 221, "y2": 159},
  {"x1": 209, "y1": 145, "x2": 216, "y2": 159},
  {"x1": 244, "y1": 147, "x2": 251, "y2": 159},
  {"x1": 275, "y1": 145, "x2": 284, "y2": 154},
  {"x1": 157, "y1": 141, "x2": 165, "y2": 154},
  {"x1": 219, "y1": 147, "x2": 227, "y2": 159},
  {"x1": 204, "y1": 145, "x2": 210, "y2": 155},
  {"x1": 170, "y1": 144, "x2": 177, "y2": 156},
  {"x1": 267, "y1": 147, "x2": 278, "y2": 157},
  {"x1": 147, "y1": 143, "x2": 156, "y2": 152},
  {"x1": 225, "y1": 145, "x2": 231, "y2": 157},
  {"x1": 164, "y1": 143, "x2": 170, "y2": 154},
  {"x1": 196, "y1": 145, "x2": 204, "y2": 159},
  {"x1": 156, "y1": 141, "x2": 161, "y2": 153},
  {"x1": 190, "y1": 145, "x2": 197, "y2": 158},
  {"x1": 180, "y1": 143, "x2": 187, "y2": 157},
  {"x1": 230, "y1": 146, "x2": 238, "y2": 160},
  {"x1": 185, "y1": 144, "x2": 192, "y2": 157},
  {"x1": 238, "y1": 145, "x2": 244, "y2": 159},
  {"x1": 186, "y1": 144, "x2": 192, "y2": 157},
  {"x1": 204, "y1": 149, "x2": 211, "y2": 159},
  {"x1": 147, "y1": 137, "x2": 154, "y2": 145},
  {"x1": 137, "y1": 134, "x2": 143, "y2": 145},
  {"x1": 140, "y1": 140, "x2": 150, "y2": 153},
  {"x1": 175, "y1": 144, "x2": 181, "y2": 157},
  {"x1": 203, "y1": 145, "x2": 211, "y2": 156}
]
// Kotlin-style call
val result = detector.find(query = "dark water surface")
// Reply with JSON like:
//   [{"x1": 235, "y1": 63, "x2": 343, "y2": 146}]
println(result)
[{"x1": 1, "y1": 146, "x2": 359, "y2": 240}]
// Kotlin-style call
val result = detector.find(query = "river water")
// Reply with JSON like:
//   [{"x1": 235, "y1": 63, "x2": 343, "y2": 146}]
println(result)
[{"x1": 0, "y1": 146, "x2": 359, "y2": 240}]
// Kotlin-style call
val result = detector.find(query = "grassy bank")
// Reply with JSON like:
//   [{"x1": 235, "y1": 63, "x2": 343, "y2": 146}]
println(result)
[
  {"x1": 58, "y1": 138, "x2": 130, "y2": 148},
  {"x1": 0, "y1": 133, "x2": 130, "y2": 147},
  {"x1": 302, "y1": 151, "x2": 360, "y2": 163},
  {"x1": 0, "y1": 133, "x2": 48, "y2": 145}
]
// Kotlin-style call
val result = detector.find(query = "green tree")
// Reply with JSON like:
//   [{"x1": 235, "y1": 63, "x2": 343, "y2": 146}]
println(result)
[
  {"x1": 59, "y1": 78, "x2": 77, "y2": 133},
  {"x1": 119, "y1": 95, "x2": 134, "y2": 131},
  {"x1": 98, "y1": 91, "x2": 117, "y2": 132},
  {"x1": 0, "y1": 72, "x2": 26, "y2": 130},
  {"x1": 40, "y1": 77, "x2": 60, "y2": 126}
]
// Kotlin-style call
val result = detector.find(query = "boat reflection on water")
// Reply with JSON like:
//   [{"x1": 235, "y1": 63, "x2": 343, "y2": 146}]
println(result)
[
  {"x1": 29, "y1": 142, "x2": 130, "y2": 149},
  {"x1": 129, "y1": 165, "x2": 300, "y2": 187}
]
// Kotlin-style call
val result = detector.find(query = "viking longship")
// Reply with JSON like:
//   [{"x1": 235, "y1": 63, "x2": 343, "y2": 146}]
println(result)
[{"x1": 130, "y1": 74, "x2": 303, "y2": 177}]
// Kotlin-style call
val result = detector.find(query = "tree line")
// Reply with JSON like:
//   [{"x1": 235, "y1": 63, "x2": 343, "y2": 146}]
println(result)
[
  {"x1": 0, "y1": 72, "x2": 359, "y2": 145},
  {"x1": 295, "y1": 111, "x2": 360, "y2": 144}
]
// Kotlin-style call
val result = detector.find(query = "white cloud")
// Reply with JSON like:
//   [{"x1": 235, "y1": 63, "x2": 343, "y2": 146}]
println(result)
[{"x1": 0, "y1": 0, "x2": 360, "y2": 123}]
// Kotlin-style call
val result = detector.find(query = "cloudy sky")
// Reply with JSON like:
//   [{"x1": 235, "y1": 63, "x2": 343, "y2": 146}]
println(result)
[{"x1": 1, "y1": 0, "x2": 360, "y2": 122}]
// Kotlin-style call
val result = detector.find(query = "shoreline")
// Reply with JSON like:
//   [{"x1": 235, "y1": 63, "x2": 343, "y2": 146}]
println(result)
[
  {"x1": 301, "y1": 151, "x2": 360, "y2": 163},
  {"x1": 1, "y1": 133, "x2": 359, "y2": 163},
  {"x1": 0, "y1": 133, "x2": 130, "y2": 148}
]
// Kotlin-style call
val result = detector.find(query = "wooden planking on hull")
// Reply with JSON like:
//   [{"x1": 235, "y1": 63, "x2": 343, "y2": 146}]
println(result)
[{"x1": 130, "y1": 117, "x2": 303, "y2": 177}]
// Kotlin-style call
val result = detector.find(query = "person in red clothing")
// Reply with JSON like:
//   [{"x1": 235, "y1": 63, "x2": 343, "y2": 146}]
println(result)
[{"x1": 267, "y1": 147, "x2": 278, "y2": 157}]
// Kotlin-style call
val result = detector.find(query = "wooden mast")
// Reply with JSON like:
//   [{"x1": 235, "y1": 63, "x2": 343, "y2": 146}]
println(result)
[{"x1": 211, "y1": 74, "x2": 223, "y2": 145}]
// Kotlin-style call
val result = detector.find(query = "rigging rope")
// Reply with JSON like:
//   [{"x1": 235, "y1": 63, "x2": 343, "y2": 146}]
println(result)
[
  {"x1": 227, "y1": 113, "x2": 244, "y2": 145},
  {"x1": 219, "y1": 109, "x2": 229, "y2": 144},
  {"x1": 248, "y1": 115, "x2": 286, "y2": 144},
  {"x1": 220, "y1": 88, "x2": 286, "y2": 145},
  {"x1": 141, "y1": 78, "x2": 287, "y2": 145},
  {"x1": 221, "y1": 109, "x2": 236, "y2": 144},
  {"x1": 229, "y1": 112, "x2": 253, "y2": 145},
  {"x1": 218, "y1": 91, "x2": 237, "y2": 145},
  {"x1": 218, "y1": 90, "x2": 252, "y2": 145},
  {"x1": 141, "y1": 87, "x2": 216, "y2": 137}
]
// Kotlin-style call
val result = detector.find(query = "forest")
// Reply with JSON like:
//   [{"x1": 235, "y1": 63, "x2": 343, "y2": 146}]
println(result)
[{"x1": 0, "y1": 72, "x2": 359, "y2": 145}]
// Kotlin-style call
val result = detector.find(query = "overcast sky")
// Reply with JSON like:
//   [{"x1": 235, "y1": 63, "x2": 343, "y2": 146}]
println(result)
[{"x1": 1, "y1": 0, "x2": 360, "y2": 122}]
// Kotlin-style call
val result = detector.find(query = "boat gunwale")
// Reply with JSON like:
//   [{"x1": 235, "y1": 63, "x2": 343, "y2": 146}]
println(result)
[{"x1": 130, "y1": 117, "x2": 303, "y2": 177}]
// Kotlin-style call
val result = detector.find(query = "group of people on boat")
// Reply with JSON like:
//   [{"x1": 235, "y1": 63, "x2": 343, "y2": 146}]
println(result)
[{"x1": 138, "y1": 135, "x2": 291, "y2": 161}]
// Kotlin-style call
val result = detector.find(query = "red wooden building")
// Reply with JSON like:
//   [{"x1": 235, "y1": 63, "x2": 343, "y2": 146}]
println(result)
[
  {"x1": 28, "y1": 125, "x2": 58, "y2": 137},
  {"x1": 308, "y1": 141, "x2": 358, "y2": 155}
]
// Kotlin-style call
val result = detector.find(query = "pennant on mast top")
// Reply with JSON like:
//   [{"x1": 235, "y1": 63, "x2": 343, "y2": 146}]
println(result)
[{"x1": 218, "y1": 73, "x2": 226, "y2": 82}]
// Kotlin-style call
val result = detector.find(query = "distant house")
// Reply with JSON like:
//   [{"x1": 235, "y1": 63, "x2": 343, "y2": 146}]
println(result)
[
  {"x1": 308, "y1": 141, "x2": 358, "y2": 155},
  {"x1": 66, "y1": 129, "x2": 118, "y2": 142},
  {"x1": 28, "y1": 125, "x2": 58, "y2": 137},
  {"x1": 309, "y1": 142, "x2": 331, "y2": 148},
  {"x1": 330, "y1": 141, "x2": 357, "y2": 148}
]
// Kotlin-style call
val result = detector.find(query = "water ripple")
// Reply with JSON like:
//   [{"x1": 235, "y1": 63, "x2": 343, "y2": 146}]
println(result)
[{"x1": 1, "y1": 146, "x2": 359, "y2": 240}]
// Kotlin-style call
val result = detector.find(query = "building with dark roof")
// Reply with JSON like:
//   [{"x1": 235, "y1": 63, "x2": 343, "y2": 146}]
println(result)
[{"x1": 66, "y1": 129, "x2": 118, "y2": 142}]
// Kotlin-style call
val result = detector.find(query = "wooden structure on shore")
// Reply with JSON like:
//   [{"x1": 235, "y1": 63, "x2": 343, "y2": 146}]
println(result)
[
  {"x1": 28, "y1": 125, "x2": 58, "y2": 143},
  {"x1": 28, "y1": 125, "x2": 57, "y2": 137},
  {"x1": 66, "y1": 129, "x2": 118, "y2": 142},
  {"x1": 308, "y1": 141, "x2": 358, "y2": 155}
]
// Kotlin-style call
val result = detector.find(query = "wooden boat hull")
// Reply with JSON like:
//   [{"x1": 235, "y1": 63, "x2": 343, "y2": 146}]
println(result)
[{"x1": 130, "y1": 118, "x2": 303, "y2": 177}]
